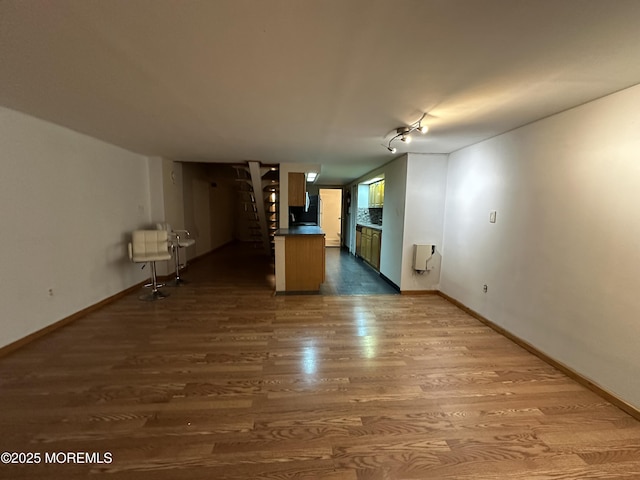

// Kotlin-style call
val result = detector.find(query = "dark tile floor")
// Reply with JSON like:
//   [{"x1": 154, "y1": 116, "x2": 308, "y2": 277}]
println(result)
[{"x1": 319, "y1": 247, "x2": 399, "y2": 296}]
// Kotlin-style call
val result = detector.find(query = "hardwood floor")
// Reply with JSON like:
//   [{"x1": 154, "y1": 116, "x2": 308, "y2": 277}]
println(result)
[{"x1": 1, "y1": 242, "x2": 639, "y2": 479}]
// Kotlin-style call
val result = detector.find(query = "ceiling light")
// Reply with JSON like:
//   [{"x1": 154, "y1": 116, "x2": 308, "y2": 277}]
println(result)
[
  {"x1": 306, "y1": 172, "x2": 318, "y2": 182},
  {"x1": 385, "y1": 113, "x2": 429, "y2": 153}
]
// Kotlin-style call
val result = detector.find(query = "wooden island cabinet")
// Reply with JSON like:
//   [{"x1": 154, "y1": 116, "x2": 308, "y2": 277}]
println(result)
[{"x1": 274, "y1": 226, "x2": 325, "y2": 292}]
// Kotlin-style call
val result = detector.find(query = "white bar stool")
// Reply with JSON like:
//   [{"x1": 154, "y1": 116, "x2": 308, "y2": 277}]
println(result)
[
  {"x1": 128, "y1": 230, "x2": 172, "y2": 301},
  {"x1": 157, "y1": 223, "x2": 196, "y2": 286}
]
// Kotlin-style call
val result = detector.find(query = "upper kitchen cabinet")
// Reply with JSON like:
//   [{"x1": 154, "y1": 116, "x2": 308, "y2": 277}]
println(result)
[
  {"x1": 288, "y1": 172, "x2": 306, "y2": 207},
  {"x1": 368, "y1": 180, "x2": 385, "y2": 208}
]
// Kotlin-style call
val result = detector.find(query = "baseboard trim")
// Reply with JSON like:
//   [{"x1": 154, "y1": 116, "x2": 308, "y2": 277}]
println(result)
[
  {"x1": 379, "y1": 273, "x2": 400, "y2": 292},
  {"x1": 0, "y1": 280, "x2": 145, "y2": 359},
  {"x1": 401, "y1": 290, "x2": 439, "y2": 295},
  {"x1": 437, "y1": 291, "x2": 640, "y2": 422}
]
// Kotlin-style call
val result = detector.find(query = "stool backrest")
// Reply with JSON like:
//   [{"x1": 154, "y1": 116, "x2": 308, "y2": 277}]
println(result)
[
  {"x1": 156, "y1": 223, "x2": 179, "y2": 244},
  {"x1": 130, "y1": 230, "x2": 169, "y2": 258}
]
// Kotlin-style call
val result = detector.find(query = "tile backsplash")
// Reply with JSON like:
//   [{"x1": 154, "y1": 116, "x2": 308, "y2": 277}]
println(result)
[{"x1": 357, "y1": 207, "x2": 383, "y2": 226}]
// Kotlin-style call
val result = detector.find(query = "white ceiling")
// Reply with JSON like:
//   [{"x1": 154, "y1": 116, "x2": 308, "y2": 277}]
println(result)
[{"x1": 2, "y1": 1, "x2": 640, "y2": 184}]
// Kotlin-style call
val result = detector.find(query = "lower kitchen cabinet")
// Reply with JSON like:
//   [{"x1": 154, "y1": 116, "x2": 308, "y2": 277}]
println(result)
[{"x1": 358, "y1": 226, "x2": 381, "y2": 271}]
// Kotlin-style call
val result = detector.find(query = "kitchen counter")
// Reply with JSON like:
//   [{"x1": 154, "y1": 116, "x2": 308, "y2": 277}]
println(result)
[
  {"x1": 275, "y1": 225, "x2": 325, "y2": 236},
  {"x1": 357, "y1": 223, "x2": 383, "y2": 230}
]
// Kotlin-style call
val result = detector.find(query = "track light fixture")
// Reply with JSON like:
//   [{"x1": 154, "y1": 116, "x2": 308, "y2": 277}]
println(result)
[{"x1": 386, "y1": 113, "x2": 429, "y2": 153}]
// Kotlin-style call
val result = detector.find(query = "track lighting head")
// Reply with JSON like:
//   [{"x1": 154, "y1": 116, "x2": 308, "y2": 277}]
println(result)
[{"x1": 385, "y1": 113, "x2": 430, "y2": 153}]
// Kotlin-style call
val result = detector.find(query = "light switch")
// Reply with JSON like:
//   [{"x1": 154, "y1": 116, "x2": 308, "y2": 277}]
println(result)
[{"x1": 489, "y1": 211, "x2": 497, "y2": 223}]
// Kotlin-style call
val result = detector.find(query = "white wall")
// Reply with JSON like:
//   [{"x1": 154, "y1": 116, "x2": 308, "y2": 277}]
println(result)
[
  {"x1": 209, "y1": 180, "x2": 235, "y2": 250},
  {"x1": 346, "y1": 184, "x2": 357, "y2": 252},
  {"x1": 0, "y1": 107, "x2": 152, "y2": 349},
  {"x1": 378, "y1": 156, "x2": 407, "y2": 288},
  {"x1": 181, "y1": 162, "x2": 235, "y2": 259},
  {"x1": 162, "y1": 158, "x2": 184, "y2": 230},
  {"x1": 148, "y1": 157, "x2": 166, "y2": 225},
  {"x1": 181, "y1": 162, "x2": 206, "y2": 258},
  {"x1": 441, "y1": 84, "x2": 640, "y2": 409},
  {"x1": 400, "y1": 154, "x2": 448, "y2": 291},
  {"x1": 357, "y1": 184, "x2": 370, "y2": 208},
  {"x1": 349, "y1": 156, "x2": 408, "y2": 288},
  {"x1": 352, "y1": 154, "x2": 448, "y2": 291},
  {"x1": 147, "y1": 157, "x2": 175, "y2": 276}
]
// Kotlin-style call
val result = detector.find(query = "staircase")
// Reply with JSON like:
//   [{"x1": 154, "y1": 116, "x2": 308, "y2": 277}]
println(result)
[{"x1": 233, "y1": 162, "x2": 279, "y2": 255}]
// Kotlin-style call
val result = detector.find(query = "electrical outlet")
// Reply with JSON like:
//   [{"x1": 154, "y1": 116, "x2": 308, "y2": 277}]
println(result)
[
  {"x1": 489, "y1": 211, "x2": 497, "y2": 223},
  {"x1": 48, "y1": 288, "x2": 54, "y2": 296}
]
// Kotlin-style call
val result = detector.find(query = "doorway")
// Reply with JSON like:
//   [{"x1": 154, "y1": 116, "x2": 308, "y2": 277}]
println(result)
[{"x1": 319, "y1": 188, "x2": 342, "y2": 247}]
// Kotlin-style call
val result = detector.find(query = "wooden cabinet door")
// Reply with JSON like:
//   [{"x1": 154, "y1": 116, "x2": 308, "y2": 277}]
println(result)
[
  {"x1": 361, "y1": 228, "x2": 372, "y2": 263},
  {"x1": 288, "y1": 172, "x2": 306, "y2": 207},
  {"x1": 371, "y1": 230, "x2": 381, "y2": 270},
  {"x1": 367, "y1": 181, "x2": 384, "y2": 207},
  {"x1": 285, "y1": 235, "x2": 325, "y2": 291}
]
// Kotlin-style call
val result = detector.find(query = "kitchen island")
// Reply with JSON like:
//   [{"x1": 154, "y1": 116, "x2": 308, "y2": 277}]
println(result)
[{"x1": 274, "y1": 225, "x2": 325, "y2": 293}]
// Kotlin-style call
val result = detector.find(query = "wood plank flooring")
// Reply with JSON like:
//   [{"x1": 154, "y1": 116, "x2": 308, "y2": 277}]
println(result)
[{"x1": 1, "y1": 242, "x2": 639, "y2": 479}]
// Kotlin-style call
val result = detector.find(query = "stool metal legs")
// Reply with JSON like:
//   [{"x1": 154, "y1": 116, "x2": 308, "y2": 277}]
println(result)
[
  {"x1": 166, "y1": 243, "x2": 188, "y2": 286},
  {"x1": 139, "y1": 261, "x2": 169, "y2": 301}
]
